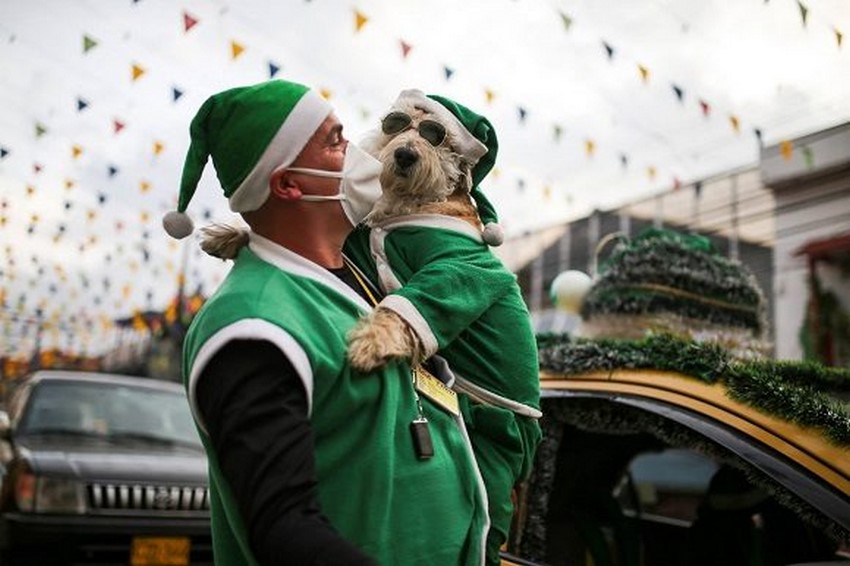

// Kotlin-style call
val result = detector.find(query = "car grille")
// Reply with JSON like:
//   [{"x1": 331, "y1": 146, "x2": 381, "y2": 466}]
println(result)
[{"x1": 87, "y1": 483, "x2": 210, "y2": 514}]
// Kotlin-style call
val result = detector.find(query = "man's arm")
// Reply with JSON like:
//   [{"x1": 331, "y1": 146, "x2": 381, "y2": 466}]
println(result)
[{"x1": 195, "y1": 339, "x2": 378, "y2": 566}]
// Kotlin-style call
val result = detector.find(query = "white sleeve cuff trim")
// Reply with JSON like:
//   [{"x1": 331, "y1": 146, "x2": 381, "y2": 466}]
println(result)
[
  {"x1": 187, "y1": 319, "x2": 314, "y2": 435},
  {"x1": 379, "y1": 294, "x2": 439, "y2": 358}
]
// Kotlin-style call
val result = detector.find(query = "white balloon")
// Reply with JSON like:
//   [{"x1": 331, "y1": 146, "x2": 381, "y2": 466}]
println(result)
[{"x1": 550, "y1": 270, "x2": 593, "y2": 314}]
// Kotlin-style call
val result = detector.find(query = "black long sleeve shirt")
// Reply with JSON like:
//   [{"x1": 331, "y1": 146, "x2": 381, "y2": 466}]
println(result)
[{"x1": 194, "y1": 266, "x2": 380, "y2": 565}]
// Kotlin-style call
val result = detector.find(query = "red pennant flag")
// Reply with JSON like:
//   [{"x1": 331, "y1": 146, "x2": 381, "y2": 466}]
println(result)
[
  {"x1": 113, "y1": 119, "x2": 125, "y2": 134},
  {"x1": 183, "y1": 11, "x2": 199, "y2": 32},
  {"x1": 699, "y1": 99, "x2": 711, "y2": 117},
  {"x1": 33, "y1": 163, "x2": 43, "y2": 174},
  {"x1": 400, "y1": 40, "x2": 412, "y2": 59}
]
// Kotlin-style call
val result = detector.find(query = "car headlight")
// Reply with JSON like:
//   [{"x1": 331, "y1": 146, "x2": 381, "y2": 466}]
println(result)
[{"x1": 15, "y1": 472, "x2": 86, "y2": 514}]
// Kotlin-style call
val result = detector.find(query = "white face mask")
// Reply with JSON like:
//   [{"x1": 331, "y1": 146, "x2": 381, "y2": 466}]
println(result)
[{"x1": 287, "y1": 143, "x2": 383, "y2": 226}]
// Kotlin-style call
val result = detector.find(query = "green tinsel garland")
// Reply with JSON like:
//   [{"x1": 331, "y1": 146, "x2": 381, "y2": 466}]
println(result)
[
  {"x1": 537, "y1": 333, "x2": 850, "y2": 446},
  {"x1": 581, "y1": 229, "x2": 766, "y2": 334}
]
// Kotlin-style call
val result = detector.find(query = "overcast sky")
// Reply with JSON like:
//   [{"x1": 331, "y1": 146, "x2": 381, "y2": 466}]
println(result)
[{"x1": 1, "y1": 0, "x2": 849, "y2": 354}]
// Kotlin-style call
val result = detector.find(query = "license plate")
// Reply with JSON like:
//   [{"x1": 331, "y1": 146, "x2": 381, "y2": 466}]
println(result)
[{"x1": 130, "y1": 536, "x2": 190, "y2": 566}]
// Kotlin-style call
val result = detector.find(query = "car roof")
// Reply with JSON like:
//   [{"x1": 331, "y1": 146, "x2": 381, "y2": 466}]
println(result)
[{"x1": 25, "y1": 370, "x2": 185, "y2": 394}]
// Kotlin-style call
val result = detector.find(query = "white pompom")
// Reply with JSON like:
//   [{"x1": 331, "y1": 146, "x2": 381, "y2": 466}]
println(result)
[
  {"x1": 162, "y1": 210, "x2": 194, "y2": 239},
  {"x1": 482, "y1": 222, "x2": 504, "y2": 246},
  {"x1": 550, "y1": 270, "x2": 593, "y2": 314}
]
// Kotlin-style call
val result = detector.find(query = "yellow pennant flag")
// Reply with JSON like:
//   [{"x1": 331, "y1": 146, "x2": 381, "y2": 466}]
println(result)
[
  {"x1": 484, "y1": 89, "x2": 495, "y2": 105},
  {"x1": 64, "y1": 179, "x2": 75, "y2": 190},
  {"x1": 153, "y1": 140, "x2": 164, "y2": 155},
  {"x1": 729, "y1": 115, "x2": 740, "y2": 133},
  {"x1": 647, "y1": 166, "x2": 657, "y2": 180},
  {"x1": 140, "y1": 211, "x2": 150, "y2": 223},
  {"x1": 87, "y1": 209, "x2": 97, "y2": 222},
  {"x1": 584, "y1": 139, "x2": 595, "y2": 157},
  {"x1": 231, "y1": 40, "x2": 245, "y2": 60},
  {"x1": 140, "y1": 180, "x2": 151, "y2": 193},
  {"x1": 780, "y1": 140, "x2": 794, "y2": 161},
  {"x1": 320, "y1": 88, "x2": 333, "y2": 100},
  {"x1": 638, "y1": 64, "x2": 650, "y2": 83},
  {"x1": 131, "y1": 63, "x2": 146, "y2": 81},
  {"x1": 835, "y1": 27, "x2": 844, "y2": 48},
  {"x1": 354, "y1": 9, "x2": 368, "y2": 32},
  {"x1": 26, "y1": 185, "x2": 36, "y2": 196},
  {"x1": 72, "y1": 144, "x2": 83, "y2": 159}
]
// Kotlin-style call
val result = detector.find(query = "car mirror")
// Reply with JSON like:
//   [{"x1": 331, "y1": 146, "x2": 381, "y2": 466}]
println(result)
[{"x1": 0, "y1": 410, "x2": 11, "y2": 440}]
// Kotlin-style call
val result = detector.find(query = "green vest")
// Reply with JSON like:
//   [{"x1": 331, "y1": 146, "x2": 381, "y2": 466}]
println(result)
[{"x1": 183, "y1": 236, "x2": 487, "y2": 566}]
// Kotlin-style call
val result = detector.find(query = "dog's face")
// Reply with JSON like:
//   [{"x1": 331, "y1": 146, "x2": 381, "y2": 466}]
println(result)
[{"x1": 362, "y1": 100, "x2": 473, "y2": 203}]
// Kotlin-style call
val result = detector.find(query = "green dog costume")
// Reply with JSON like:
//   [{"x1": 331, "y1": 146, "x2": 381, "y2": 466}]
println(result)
[{"x1": 345, "y1": 91, "x2": 542, "y2": 565}]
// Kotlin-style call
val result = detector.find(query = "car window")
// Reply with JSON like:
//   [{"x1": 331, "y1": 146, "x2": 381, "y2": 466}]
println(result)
[
  {"x1": 18, "y1": 380, "x2": 201, "y2": 448},
  {"x1": 617, "y1": 448, "x2": 719, "y2": 525}
]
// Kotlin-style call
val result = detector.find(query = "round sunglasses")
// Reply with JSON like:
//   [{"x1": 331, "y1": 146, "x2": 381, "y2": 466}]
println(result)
[{"x1": 381, "y1": 112, "x2": 447, "y2": 147}]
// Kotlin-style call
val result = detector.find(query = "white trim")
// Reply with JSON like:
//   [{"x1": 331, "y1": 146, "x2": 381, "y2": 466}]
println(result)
[
  {"x1": 249, "y1": 233, "x2": 373, "y2": 312},
  {"x1": 372, "y1": 214, "x2": 484, "y2": 243},
  {"x1": 452, "y1": 375, "x2": 543, "y2": 419},
  {"x1": 452, "y1": 411, "x2": 490, "y2": 566},
  {"x1": 187, "y1": 319, "x2": 314, "y2": 435},
  {"x1": 380, "y1": 294, "x2": 439, "y2": 358},
  {"x1": 369, "y1": 226, "x2": 403, "y2": 292},
  {"x1": 229, "y1": 89, "x2": 332, "y2": 212}
]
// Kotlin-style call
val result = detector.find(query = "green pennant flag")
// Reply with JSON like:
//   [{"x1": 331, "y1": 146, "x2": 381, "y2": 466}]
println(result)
[
  {"x1": 559, "y1": 11, "x2": 573, "y2": 31},
  {"x1": 797, "y1": 0, "x2": 808, "y2": 27},
  {"x1": 35, "y1": 123, "x2": 47, "y2": 138},
  {"x1": 83, "y1": 34, "x2": 98, "y2": 53}
]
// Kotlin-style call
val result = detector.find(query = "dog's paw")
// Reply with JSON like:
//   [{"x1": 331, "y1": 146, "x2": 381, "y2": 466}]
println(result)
[{"x1": 347, "y1": 309, "x2": 418, "y2": 372}]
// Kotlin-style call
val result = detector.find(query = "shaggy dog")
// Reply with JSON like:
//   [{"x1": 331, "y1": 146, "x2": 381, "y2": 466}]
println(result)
[{"x1": 342, "y1": 89, "x2": 541, "y2": 566}]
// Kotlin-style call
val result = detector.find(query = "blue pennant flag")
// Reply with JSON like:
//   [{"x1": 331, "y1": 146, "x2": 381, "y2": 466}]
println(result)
[
  {"x1": 108, "y1": 164, "x2": 119, "y2": 177},
  {"x1": 444, "y1": 66, "x2": 454, "y2": 81},
  {"x1": 269, "y1": 61, "x2": 280, "y2": 78},
  {"x1": 77, "y1": 97, "x2": 89, "y2": 112},
  {"x1": 172, "y1": 87, "x2": 184, "y2": 102},
  {"x1": 0, "y1": 147, "x2": 8, "y2": 159}
]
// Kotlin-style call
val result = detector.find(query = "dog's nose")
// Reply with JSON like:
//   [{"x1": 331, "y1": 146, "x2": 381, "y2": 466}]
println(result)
[{"x1": 394, "y1": 147, "x2": 419, "y2": 169}]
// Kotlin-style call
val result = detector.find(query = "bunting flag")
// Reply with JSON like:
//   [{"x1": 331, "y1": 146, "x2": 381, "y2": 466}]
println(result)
[
  {"x1": 620, "y1": 154, "x2": 629, "y2": 168},
  {"x1": 553, "y1": 124, "x2": 563, "y2": 142},
  {"x1": 780, "y1": 140, "x2": 794, "y2": 160},
  {"x1": 319, "y1": 88, "x2": 332, "y2": 100},
  {"x1": 584, "y1": 139, "x2": 596, "y2": 157},
  {"x1": 26, "y1": 185, "x2": 36, "y2": 196},
  {"x1": 0, "y1": 147, "x2": 8, "y2": 159},
  {"x1": 672, "y1": 84, "x2": 684, "y2": 102},
  {"x1": 35, "y1": 123, "x2": 48, "y2": 138},
  {"x1": 113, "y1": 119, "x2": 125, "y2": 134},
  {"x1": 231, "y1": 40, "x2": 245, "y2": 59},
  {"x1": 484, "y1": 88, "x2": 495, "y2": 105},
  {"x1": 97, "y1": 192, "x2": 107, "y2": 204},
  {"x1": 729, "y1": 115, "x2": 740, "y2": 133},
  {"x1": 443, "y1": 66, "x2": 454, "y2": 80},
  {"x1": 153, "y1": 140, "x2": 164, "y2": 156},
  {"x1": 183, "y1": 11, "x2": 199, "y2": 33},
  {"x1": 354, "y1": 9, "x2": 368, "y2": 32},
  {"x1": 637, "y1": 64, "x2": 650, "y2": 83},
  {"x1": 694, "y1": 180, "x2": 703, "y2": 197},
  {"x1": 172, "y1": 87, "x2": 184, "y2": 102},
  {"x1": 559, "y1": 11, "x2": 573, "y2": 31},
  {"x1": 64, "y1": 179, "x2": 75, "y2": 190},
  {"x1": 672, "y1": 177, "x2": 682, "y2": 191},
  {"x1": 699, "y1": 99, "x2": 711, "y2": 117},
  {"x1": 82, "y1": 34, "x2": 98, "y2": 54},
  {"x1": 268, "y1": 61, "x2": 280, "y2": 78},
  {"x1": 647, "y1": 166, "x2": 657, "y2": 180},
  {"x1": 71, "y1": 144, "x2": 83, "y2": 159},
  {"x1": 602, "y1": 41, "x2": 615, "y2": 60},
  {"x1": 754, "y1": 128, "x2": 763, "y2": 144},
  {"x1": 76, "y1": 97, "x2": 89, "y2": 111},
  {"x1": 518, "y1": 107, "x2": 528, "y2": 123},
  {"x1": 797, "y1": 1, "x2": 809, "y2": 27},
  {"x1": 140, "y1": 180, "x2": 151, "y2": 193},
  {"x1": 835, "y1": 28, "x2": 844, "y2": 48},
  {"x1": 131, "y1": 63, "x2": 145, "y2": 81},
  {"x1": 802, "y1": 145, "x2": 814, "y2": 168},
  {"x1": 399, "y1": 40, "x2": 412, "y2": 59}
]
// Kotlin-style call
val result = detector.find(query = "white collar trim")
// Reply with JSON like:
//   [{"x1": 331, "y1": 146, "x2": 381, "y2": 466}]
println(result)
[{"x1": 371, "y1": 214, "x2": 483, "y2": 242}]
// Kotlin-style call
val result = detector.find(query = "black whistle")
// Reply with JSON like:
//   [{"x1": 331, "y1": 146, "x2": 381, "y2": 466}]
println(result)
[{"x1": 410, "y1": 417, "x2": 434, "y2": 460}]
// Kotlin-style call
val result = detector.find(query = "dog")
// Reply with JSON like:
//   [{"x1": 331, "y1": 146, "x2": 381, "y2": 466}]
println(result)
[{"x1": 342, "y1": 89, "x2": 541, "y2": 566}]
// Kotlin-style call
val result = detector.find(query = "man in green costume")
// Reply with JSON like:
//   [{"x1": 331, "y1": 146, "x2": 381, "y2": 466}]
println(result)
[{"x1": 163, "y1": 79, "x2": 489, "y2": 565}]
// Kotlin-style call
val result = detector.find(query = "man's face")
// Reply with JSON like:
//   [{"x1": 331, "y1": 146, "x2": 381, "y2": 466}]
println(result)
[{"x1": 289, "y1": 113, "x2": 347, "y2": 197}]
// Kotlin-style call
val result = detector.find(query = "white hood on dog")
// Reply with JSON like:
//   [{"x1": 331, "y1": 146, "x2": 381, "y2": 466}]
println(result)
[{"x1": 389, "y1": 89, "x2": 489, "y2": 165}]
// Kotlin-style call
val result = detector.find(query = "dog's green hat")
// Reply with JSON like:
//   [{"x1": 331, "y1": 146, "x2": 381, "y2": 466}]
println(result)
[
  {"x1": 391, "y1": 90, "x2": 503, "y2": 246},
  {"x1": 163, "y1": 80, "x2": 332, "y2": 239},
  {"x1": 427, "y1": 93, "x2": 502, "y2": 246}
]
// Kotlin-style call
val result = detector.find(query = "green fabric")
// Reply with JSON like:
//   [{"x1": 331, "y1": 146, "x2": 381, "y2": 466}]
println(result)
[
  {"x1": 427, "y1": 94, "x2": 499, "y2": 225},
  {"x1": 183, "y1": 246, "x2": 488, "y2": 566},
  {"x1": 346, "y1": 222, "x2": 542, "y2": 565},
  {"x1": 179, "y1": 80, "x2": 310, "y2": 211}
]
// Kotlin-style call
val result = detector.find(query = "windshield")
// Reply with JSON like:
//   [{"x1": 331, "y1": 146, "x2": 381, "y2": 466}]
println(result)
[{"x1": 17, "y1": 380, "x2": 201, "y2": 448}]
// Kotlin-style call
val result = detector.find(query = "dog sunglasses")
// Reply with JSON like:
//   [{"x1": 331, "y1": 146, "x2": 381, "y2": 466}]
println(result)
[{"x1": 381, "y1": 112, "x2": 447, "y2": 147}]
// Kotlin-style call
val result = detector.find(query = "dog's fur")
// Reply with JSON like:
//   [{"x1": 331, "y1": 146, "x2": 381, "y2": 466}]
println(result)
[{"x1": 346, "y1": 100, "x2": 485, "y2": 371}]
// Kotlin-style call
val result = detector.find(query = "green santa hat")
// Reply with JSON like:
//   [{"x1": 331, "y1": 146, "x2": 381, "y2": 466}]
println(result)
[
  {"x1": 388, "y1": 89, "x2": 503, "y2": 246},
  {"x1": 163, "y1": 80, "x2": 332, "y2": 239}
]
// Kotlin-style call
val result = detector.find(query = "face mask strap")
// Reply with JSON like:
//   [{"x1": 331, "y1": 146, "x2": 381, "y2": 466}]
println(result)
[{"x1": 285, "y1": 167, "x2": 343, "y2": 179}]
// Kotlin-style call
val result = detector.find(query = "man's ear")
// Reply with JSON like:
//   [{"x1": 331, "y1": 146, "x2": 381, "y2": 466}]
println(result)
[{"x1": 269, "y1": 168, "x2": 303, "y2": 200}]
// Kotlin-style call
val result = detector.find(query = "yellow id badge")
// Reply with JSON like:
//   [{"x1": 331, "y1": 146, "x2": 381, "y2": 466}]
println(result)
[{"x1": 414, "y1": 366, "x2": 460, "y2": 416}]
